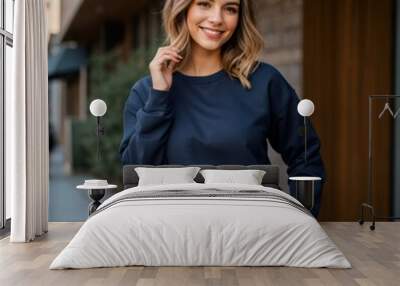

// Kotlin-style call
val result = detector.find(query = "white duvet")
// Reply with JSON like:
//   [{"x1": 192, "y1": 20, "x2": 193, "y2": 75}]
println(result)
[{"x1": 50, "y1": 183, "x2": 351, "y2": 269}]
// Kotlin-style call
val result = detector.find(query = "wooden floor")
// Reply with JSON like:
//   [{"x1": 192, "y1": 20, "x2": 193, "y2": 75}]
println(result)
[{"x1": 0, "y1": 222, "x2": 399, "y2": 286}]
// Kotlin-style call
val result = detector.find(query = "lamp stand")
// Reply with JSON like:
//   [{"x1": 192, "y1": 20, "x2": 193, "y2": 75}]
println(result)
[
  {"x1": 304, "y1": 116, "x2": 308, "y2": 164},
  {"x1": 96, "y1": 116, "x2": 105, "y2": 162}
]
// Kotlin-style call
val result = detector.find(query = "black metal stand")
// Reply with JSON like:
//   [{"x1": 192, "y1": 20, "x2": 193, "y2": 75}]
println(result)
[
  {"x1": 359, "y1": 203, "x2": 375, "y2": 230},
  {"x1": 294, "y1": 180, "x2": 315, "y2": 210},
  {"x1": 88, "y1": 189, "x2": 105, "y2": 215},
  {"x1": 359, "y1": 203, "x2": 400, "y2": 230},
  {"x1": 359, "y1": 95, "x2": 400, "y2": 230},
  {"x1": 304, "y1": 116, "x2": 308, "y2": 164},
  {"x1": 96, "y1": 116, "x2": 105, "y2": 162}
]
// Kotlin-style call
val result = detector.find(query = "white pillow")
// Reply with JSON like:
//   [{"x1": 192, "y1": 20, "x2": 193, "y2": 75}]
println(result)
[
  {"x1": 200, "y1": 169, "x2": 266, "y2": 185},
  {"x1": 135, "y1": 167, "x2": 201, "y2": 186}
]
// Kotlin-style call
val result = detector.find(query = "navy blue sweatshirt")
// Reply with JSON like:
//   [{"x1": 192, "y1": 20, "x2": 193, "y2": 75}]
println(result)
[{"x1": 120, "y1": 62, "x2": 326, "y2": 216}]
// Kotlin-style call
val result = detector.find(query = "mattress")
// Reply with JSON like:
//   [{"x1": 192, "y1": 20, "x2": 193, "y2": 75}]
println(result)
[{"x1": 50, "y1": 183, "x2": 351, "y2": 269}]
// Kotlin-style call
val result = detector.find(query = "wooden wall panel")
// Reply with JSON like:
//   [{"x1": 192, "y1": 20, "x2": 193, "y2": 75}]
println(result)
[{"x1": 303, "y1": 0, "x2": 394, "y2": 220}]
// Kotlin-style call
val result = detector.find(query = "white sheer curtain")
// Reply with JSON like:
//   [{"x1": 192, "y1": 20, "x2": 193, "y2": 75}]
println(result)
[{"x1": 7, "y1": 0, "x2": 49, "y2": 242}]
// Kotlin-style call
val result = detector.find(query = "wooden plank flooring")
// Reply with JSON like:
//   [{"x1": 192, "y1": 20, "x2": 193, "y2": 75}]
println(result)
[{"x1": 0, "y1": 222, "x2": 399, "y2": 286}]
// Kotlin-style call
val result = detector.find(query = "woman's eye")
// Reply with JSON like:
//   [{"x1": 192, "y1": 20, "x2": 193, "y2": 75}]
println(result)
[{"x1": 225, "y1": 7, "x2": 238, "y2": 14}]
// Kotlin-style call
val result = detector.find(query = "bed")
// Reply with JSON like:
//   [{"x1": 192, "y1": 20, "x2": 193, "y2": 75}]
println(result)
[{"x1": 50, "y1": 165, "x2": 350, "y2": 269}]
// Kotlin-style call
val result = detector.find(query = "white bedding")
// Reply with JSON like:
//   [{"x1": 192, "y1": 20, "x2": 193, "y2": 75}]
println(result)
[{"x1": 50, "y1": 183, "x2": 351, "y2": 269}]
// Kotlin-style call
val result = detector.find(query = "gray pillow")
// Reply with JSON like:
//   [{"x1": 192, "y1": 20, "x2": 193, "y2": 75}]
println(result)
[
  {"x1": 200, "y1": 169, "x2": 266, "y2": 185},
  {"x1": 135, "y1": 167, "x2": 201, "y2": 186}
]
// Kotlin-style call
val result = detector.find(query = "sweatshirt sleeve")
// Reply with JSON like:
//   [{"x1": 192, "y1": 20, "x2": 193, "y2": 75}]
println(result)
[
  {"x1": 267, "y1": 71, "x2": 326, "y2": 217},
  {"x1": 119, "y1": 79, "x2": 173, "y2": 165}
]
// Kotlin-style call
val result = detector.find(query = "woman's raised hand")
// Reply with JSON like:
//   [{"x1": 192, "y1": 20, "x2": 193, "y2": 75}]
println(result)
[{"x1": 149, "y1": 46, "x2": 183, "y2": 91}]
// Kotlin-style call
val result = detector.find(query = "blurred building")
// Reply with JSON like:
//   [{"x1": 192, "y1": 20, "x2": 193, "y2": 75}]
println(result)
[
  {"x1": 47, "y1": 0, "x2": 165, "y2": 173},
  {"x1": 46, "y1": 0, "x2": 397, "y2": 221},
  {"x1": 46, "y1": 0, "x2": 61, "y2": 40}
]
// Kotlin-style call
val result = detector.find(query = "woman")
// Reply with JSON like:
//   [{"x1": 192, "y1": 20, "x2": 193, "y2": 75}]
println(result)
[{"x1": 120, "y1": 0, "x2": 325, "y2": 217}]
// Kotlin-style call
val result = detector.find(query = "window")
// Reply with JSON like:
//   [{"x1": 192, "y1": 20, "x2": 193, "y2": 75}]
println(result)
[{"x1": 1, "y1": 0, "x2": 14, "y2": 231}]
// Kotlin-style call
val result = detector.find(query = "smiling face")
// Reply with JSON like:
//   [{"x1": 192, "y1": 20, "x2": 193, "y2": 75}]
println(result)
[{"x1": 186, "y1": 0, "x2": 240, "y2": 52}]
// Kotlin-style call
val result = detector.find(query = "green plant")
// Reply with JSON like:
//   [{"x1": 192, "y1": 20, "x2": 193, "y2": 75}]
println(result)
[{"x1": 72, "y1": 47, "x2": 156, "y2": 184}]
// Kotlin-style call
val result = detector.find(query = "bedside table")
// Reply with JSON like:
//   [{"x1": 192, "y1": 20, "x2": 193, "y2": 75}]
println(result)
[
  {"x1": 77, "y1": 184, "x2": 117, "y2": 215},
  {"x1": 289, "y1": 176, "x2": 321, "y2": 210}
]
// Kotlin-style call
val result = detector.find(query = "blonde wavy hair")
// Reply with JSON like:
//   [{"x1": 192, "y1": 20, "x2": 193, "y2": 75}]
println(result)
[{"x1": 162, "y1": 0, "x2": 264, "y2": 89}]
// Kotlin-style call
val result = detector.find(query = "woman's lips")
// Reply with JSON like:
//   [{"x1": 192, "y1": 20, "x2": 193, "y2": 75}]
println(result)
[{"x1": 200, "y1": 26, "x2": 224, "y2": 40}]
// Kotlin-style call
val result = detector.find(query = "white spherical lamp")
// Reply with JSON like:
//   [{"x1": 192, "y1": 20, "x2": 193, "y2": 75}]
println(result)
[
  {"x1": 90, "y1": 99, "x2": 107, "y2": 117},
  {"x1": 89, "y1": 99, "x2": 107, "y2": 162},
  {"x1": 297, "y1": 99, "x2": 316, "y2": 165},
  {"x1": 297, "y1": 99, "x2": 315, "y2": 117}
]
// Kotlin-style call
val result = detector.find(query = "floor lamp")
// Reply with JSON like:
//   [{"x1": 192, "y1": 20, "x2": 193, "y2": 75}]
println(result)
[
  {"x1": 289, "y1": 99, "x2": 321, "y2": 211},
  {"x1": 89, "y1": 99, "x2": 107, "y2": 161}
]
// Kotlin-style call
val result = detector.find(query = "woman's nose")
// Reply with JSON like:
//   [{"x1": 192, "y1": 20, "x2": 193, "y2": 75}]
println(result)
[{"x1": 208, "y1": 7, "x2": 223, "y2": 24}]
